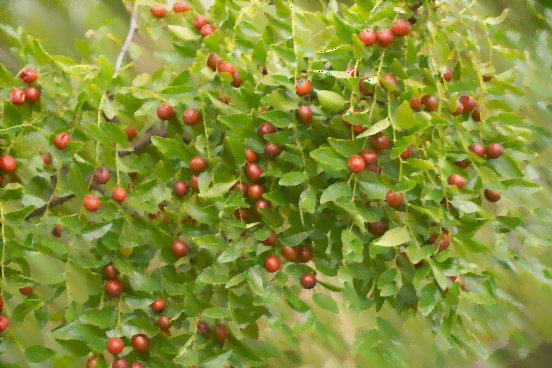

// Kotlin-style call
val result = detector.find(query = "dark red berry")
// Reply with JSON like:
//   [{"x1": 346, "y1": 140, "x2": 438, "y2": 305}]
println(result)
[
  {"x1": 152, "y1": 298, "x2": 166, "y2": 313},
  {"x1": 213, "y1": 324, "x2": 229, "y2": 342},
  {"x1": 430, "y1": 232, "x2": 451, "y2": 252},
  {"x1": 193, "y1": 16, "x2": 208, "y2": 31},
  {"x1": 156, "y1": 102, "x2": 174, "y2": 120},
  {"x1": 359, "y1": 76, "x2": 375, "y2": 95},
  {"x1": 485, "y1": 143, "x2": 503, "y2": 159},
  {"x1": 218, "y1": 61, "x2": 236, "y2": 74},
  {"x1": 482, "y1": 75, "x2": 492, "y2": 82},
  {"x1": 296, "y1": 105, "x2": 313, "y2": 124},
  {"x1": 376, "y1": 28, "x2": 394, "y2": 47},
  {"x1": 281, "y1": 246, "x2": 297, "y2": 261},
  {"x1": 197, "y1": 321, "x2": 209, "y2": 335},
  {"x1": 264, "y1": 142, "x2": 282, "y2": 158},
  {"x1": 107, "y1": 337, "x2": 124, "y2": 355},
  {"x1": 386, "y1": 190, "x2": 404, "y2": 208},
  {"x1": 171, "y1": 240, "x2": 189, "y2": 258},
  {"x1": 400, "y1": 145, "x2": 413, "y2": 160},
  {"x1": 391, "y1": 19, "x2": 411, "y2": 37},
  {"x1": 190, "y1": 156, "x2": 207, "y2": 172},
  {"x1": 20, "y1": 67, "x2": 39, "y2": 83},
  {"x1": 158, "y1": 315, "x2": 171, "y2": 331},
  {"x1": 257, "y1": 122, "x2": 277, "y2": 138},
  {"x1": 231, "y1": 71, "x2": 242, "y2": 88},
  {"x1": 113, "y1": 358, "x2": 129, "y2": 368},
  {"x1": 93, "y1": 167, "x2": 111, "y2": 184},
  {"x1": 234, "y1": 208, "x2": 250, "y2": 220},
  {"x1": 190, "y1": 174, "x2": 199, "y2": 190},
  {"x1": 264, "y1": 255, "x2": 280, "y2": 272},
  {"x1": 455, "y1": 159, "x2": 470, "y2": 169},
  {"x1": 246, "y1": 163, "x2": 263, "y2": 182},
  {"x1": 125, "y1": 126, "x2": 138, "y2": 141},
  {"x1": 84, "y1": 194, "x2": 100, "y2": 212},
  {"x1": 173, "y1": 181, "x2": 189, "y2": 197},
  {"x1": 256, "y1": 199, "x2": 271, "y2": 210},
  {"x1": 0, "y1": 155, "x2": 16, "y2": 173},
  {"x1": 9, "y1": 88, "x2": 25, "y2": 105},
  {"x1": 484, "y1": 189, "x2": 501, "y2": 202},
  {"x1": 300, "y1": 273, "x2": 317, "y2": 289},
  {"x1": 459, "y1": 95, "x2": 477, "y2": 113},
  {"x1": 421, "y1": 95, "x2": 439, "y2": 112},
  {"x1": 450, "y1": 100, "x2": 464, "y2": 116},
  {"x1": 297, "y1": 246, "x2": 313, "y2": 263},
  {"x1": 469, "y1": 143, "x2": 485, "y2": 157},
  {"x1": 182, "y1": 108, "x2": 201, "y2": 126},
  {"x1": 442, "y1": 67, "x2": 453, "y2": 82},
  {"x1": 380, "y1": 73, "x2": 398, "y2": 91},
  {"x1": 231, "y1": 181, "x2": 248, "y2": 197},
  {"x1": 24, "y1": 86, "x2": 40, "y2": 103},
  {"x1": 247, "y1": 184, "x2": 264, "y2": 200},
  {"x1": 207, "y1": 54, "x2": 220, "y2": 71},
  {"x1": 131, "y1": 334, "x2": 149, "y2": 353},
  {"x1": 105, "y1": 279, "x2": 123, "y2": 297},
  {"x1": 360, "y1": 148, "x2": 378, "y2": 165},
  {"x1": 472, "y1": 105, "x2": 481, "y2": 121},
  {"x1": 359, "y1": 28, "x2": 376, "y2": 46},
  {"x1": 368, "y1": 220, "x2": 388, "y2": 236},
  {"x1": 0, "y1": 316, "x2": 8, "y2": 332},
  {"x1": 130, "y1": 363, "x2": 145, "y2": 368},
  {"x1": 19, "y1": 286, "x2": 33, "y2": 295},
  {"x1": 295, "y1": 78, "x2": 311, "y2": 96},
  {"x1": 245, "y1": 148, "x2": 257, "y2": 162},
  {"x1": 448, "y1": 174, "x2": 466, "y2": 188},
  {"x1": 52, "y1": 225, "x2": 63, "y2": 238},
  {"x1": 104, "y1": 263, "x2": 118, "y2": 279},
  {"x1": 369, "y1": 132, "x2": 390, "y2": 151},
  {"x1": 410, "y1": 97, "x2": 421, "y2": 109},
  {"x1": 200, "y1": 24, "x2": 216, "y2": 38},
  {"x1": 262, "y1": 230, "x2": 277, "y2": 246},
  {"x1": 86, "y1": 356, "x2": 98, "y2": 368}
]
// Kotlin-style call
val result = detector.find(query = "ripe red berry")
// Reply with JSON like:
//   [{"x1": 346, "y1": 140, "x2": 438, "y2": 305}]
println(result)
[
  {"x1": 421, "y1": 95, "x2": 439, "y2": 112},
  {"x1": 218, "y1": 96, "x2": 230, "y2": 104},
  {"x1": 482, "y1": 75, "x2": 492, "y2": 82},
  {"x1": 295, "y1": 78, "x2": 311, "y2": 96},
  {"x1": 20, "y1": 67, "x2": 39, "y2": 83},
  {"x1": 450, "y1": 275, "x2": 466, "y2": 291},
  {"x1": 200, "y1": 24, "x2": 216, "y2": 38},
  {"x1": 472, "y1": 105, "x2": 481, "y2": 121},
  {"x1": 430, "y1": 232, "x2": 451, "y2": 252},
  {"x1": 152, "y1": 298, "x2": 166, "y2": 313},
  {"x1": 380, "y1": 73, "x2": 398, "y2": 91},
  {"x1": 157, "y1": 315, "x2": 171, "y2": 331},
  {"x1": 0, "y1": 297, "x2": 3, "y2": 311},
  {"x1": 83, "y1": 194, "x2": 100, "y2": 212},
  {"x1": 400, "y1": 145, "x2": 413, "y2": 160},
  {"x1": 257, "y1": 122, "x2": 277, "y2": 138},
  {"x1": 256, "y1": 199, "x2": 271, "y2": 210},
  {"x1": 173, "y1": 181, "x2": 189, "y2": 197},
  {"x1": 113, "y1": 358, "x2": 129, "y2": 368},
  {"x1": 193, "y1": 16, "x2": 209, "y2": 31},
  {"x1": 246, "y1": 163, "x2": 263, "y2": 182},
  {"x1": 150, "y1": 3, "x2": 167, "y2": 18},
  {"x1": 264, "y1": 142, "x2": 282, "y2": 158},
  {"x1": 410, "y1": 96, "x2": 422, "y2": 109},
  {"x1": 450, "y1": 100, "x2": 464, "y2": 116},
  {"x1": 0, "y1": 155, "x2": 16, "y2": 173},
  {"x1": 469, "y1": 143, "x2": 485, "y2": 157},
  {"x1": 131, "y1": 334, "x2": 149, "y2": 353},
  {"x1": 0, "y1": 315, "x2": 9, "y2": 332},
  {"x1": 359, "y1": 77, "x2": 375, "y2": 95},
  {"x1": 105, "y1": 279, "x2": 123, "y2": 297},
  {"x1": 207, "y1": 54, "x2": 220, "y2": 71},
  {"x1": 218, "y1": 61, "x2": 236, "y2": 74},
  {"x1": 300, "y1": 273, "x2": 317, "y2": 289},
  {"x1": 455, "y1": 159, "x2": 470, "y2": 169},
  {"x1": 297, "y1": 246, "x2": 313, "y2": 263},
  {"x1": 247, "y1": 184, "x2": 264, "y2": 200},
  {"x1": 24, "y1": 86, "x2": 40, "y2": 103},
  {"x1": 214, "y1": 324, "x2": 229, "y2": 342},
  {"x1": 231, "y1": 72, "x2": 242, "y2": 88},
  {"x1": 264, "y1": 255, "x2": 280, "y2": 273},
  {"x1": 386, "y1": 190, "x2": 404, "y2": 208},
  {"x1": 484, "y1": 189, "x2": 501, "y2": 202},
  {"x1": 130, "y1": 363, "x2": 145, "y2": 368},
  {"x1": 104, "y1": 263, "x2": 119, "y2": 279},
  {"x1": 234, "y1": 208, "x2": 250, "y2": 220},
  {"x1": 448, "y1": 174, "x2": 466, "y2": 188},
  {"x1": 19, "y1": 286, "x2": 33, "y2": 295},
  {"x1": 359, "y1": 28, "x2": 376, "y2": 46},
  {"x1": 86, "y1": 355, "x2": 98, "y2": 368},
  {"x1": 245, "y1": 148, "x2": 257, "y2": 162},
  {"x1": 281, "y1": 246, "x2": 297, "y2": 261},
  {"x1": 124, "y1": 126, "x2": 138, "y2": 141},
  {"x1": 360, "y1": 148, "x2": 378, "y2": 165},
  {"x1": 9, "y1": 88, "x2": 26, "y2": 105},
  {"x1": 107, "y1": 337, "x2": 124, "y2": 355},
  {"x1": 110, "y1": 187, "x2": 126, "y2": 203},
  {"x1": 173, "y1": 1, "x2": 190, "y2": 12},
  {"x1": 171, "y1": 240, "x2": 189, "y2": 258},
  {"x1": 368, "y1": 220, "x2": 388, "y2": 237},
  {"x1": 231, "y1": 181, "x2": 248, "y2": 197},
  {"x1": 348, "y1": 155, "x2": 365, "y2": 173},
  {"x1": 93, "y1": 167, "x2": 111, "y2": 184},
  {"x1": 263, "y1": 230, "x2": 277, "y2": 246},
  {"x1": 459, "y1": 95, "x2": 477, "y2": 113},
  {"x1": 442, "y1": 67, "x2": 453, "y2": 82},
  {"x1": 197, "y1": 321, "x2": 209, "y2": 335},
  {"x1": 190, "y1": 156, "x2": 207, "y2": 173},
  {"x1": 190, "y1": 174, "x2": 199, "y2": 190},
  {"x1": 392, "y1": 19, "x2": 411, "y2": 37},
  {"x1": 157, "y1": 102, "x2": 174, "y2": 120},
  {"x1": 182, "y1": 108, "x2": 201, "y2": 126},
  {"x1": 485, "y1": 143, "x2": 503, "y2": 159},
  {"x1": 54, "y1": 132, "x2": 71, "y2": 149},
  {"x1": 369, "y1": 132, "x2": 390, "y2": 151},
  {"x1": 52, "y1": 225, "x2": 63, "y2": 238},
  {"x1": 376, "y1": 28, "x2": 394, "y2": 47},
  {"x1": 296, "y1": 105, "x2": 313, "y2": 124}
]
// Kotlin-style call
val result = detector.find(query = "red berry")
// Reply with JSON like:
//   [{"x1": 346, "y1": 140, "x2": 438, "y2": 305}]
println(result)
[
  {"x1": 400, "y1": 145, "x2": 413, "y2": 160},
  {"x1": 158, "y1": 315, "x2": 171, "y2": 331},
  {"x1": 450, "y1": 276, "x2": 466, "y2": 291},
  {"x1": 450, "y1": 100, "x2": 463, "y2": 115},
  {"x1": 124, "y1": 126, "x2": 138, "y2": 141},
  {"x1": 245, "y1": 148, "x2": 257, "y2": 162},
  {"x1": 84, "y1": 194, "x2": 100, "y2": 212},
  {"x1": 483, "y1": 75, "x2": 492, "y2": 82},
  {"x1": 0, "y1": 175, "x2": 3, "y2": 186},
  {"x1": 107, "y1": 337, "x2": 124, "y2": 355},
  {"x1": 190, "y1": 174, "x2": 199, "y2": 190},
  {"x1": 218, "y1": 61, "x2": 236, "y2": 74},
  {"x1": 296, "y1": 105, "x2": 313, "y2": 124},
  {"x1": 86, "y1": 356, "x2": 98, "y2": 368},
  {"x1": 410, "y1": 97, "x2": 421, "y2": 109},
  {"x1": 257, "y1": 122, "x2": 277, "y2": 138},
  {"x1": 380, "y1": 73, "x2": 398, "y2": 91},
  {"x1": 348, "y1": 155, "x2": 365, "y2": 173},
  {"x1": 264, "y1": 142, "x2": 282, "y2": 158},
  {"x1": 93, "y1": 167, "x2": 111, "y2": 184},
  {"x1": 359, "y1": 76, "x2": 375, "y2": 95},
  {"x1": 441, "y1": 67, "x2": 453, "y2": 82},
  {"x1": 360, "y1": 148, "x2": 378, "y2": 165},
  {"x1": 256, "y1": 199, "x2": 271, "y2": 210},
  {"x1": 392, "y1": 19, "x2": 411, "y2": 37},
  {"x1": 113, "y1": 358, "x2": 129, "y2": 368},
  {"x1": 173, "y1": 181, "x2": 189, "y2": 197},
  {"x1": 369, "y1": 132, "x2": 390, "y2": 151},
  {"x1": 20, "y1": 67, "x2": 39, "y2": 83},
  {"x1": 234, "y1": 208, "x2": 250, "y2": 220},
  {"x1": 193, "y1": 16, "x2": 209, "y2": 31},
  {"x1": 469, "y1": 143, "x2": 485, "y2": 157},
  {"x1": 218, "y1": 96, "x2": 230, "y2": 104},
  {"x1": 24, "y1": 86, "x2": 40, "y2": 103},
  {"x1": 173, "y1": 1, "x2": 190, "y2": 12},
  {"x1": 152, "y1": 297, "x2": 166, "y2": 313},
  {"x1": 264, "y1": 255, "x2": 280, "y2": 273},
  {"x1": 182, "y1": 108, "x2": 201, "y2": 126},
  {"x1": 485, "y1": 143, "x2": 503, "y2": 159},
  {"x1": 421, "y1": 95, "x2": 439, "y2": 112},
  {"x1": 281, "y1": 246, "x2": 297, "y2": 261},
  {"x1": 368, "y1": 220, "x2": 388, "y2": 236},
  {"x1": 0, "y1": 155, "x2": 17, "y2": 173},
  {"x1": 386, "y1": 190, "x2": 404, "y2": 208},
  {"x1": 207, "y1": 54, "x2": 220, "y2": 71},
  {"x1": 52, "y1": 225, "x2": 63, "y2": 238},
  {"x1": 131, "y1": 334, "x2": 150, "y2": 353},
  {"x1": 459, "y1": 95, "x2": 477, "y2": 113},
  {"x1": 231, "y1": 181, "x2": 248, "y2": 197},
  {"x1": 246, "y1": 163, "x2": 263, "y2": 182},
  {"x1": 295, "y1": 78, "x2": 311, "y2": 96},
  {"x1": 455, "y1": 159, "x2": 470, "y2": 169},
  {"x1": 171, "y1": 240, "x2": 189, "y2": 258},
  {"x1": 190, "y1": 156, "x2": 207, "y2": 172},
  {"x1": 105, "y1": 279, "x2": 124, "y2": 297},
  {"x1": 297, "y1": 246, "x2": 313, "y2": 263},
  {"x1": 54, "y1": 132, "x2": 71, "y2": 149},
  {"x1": 109, "y1": 187, "x2": 126, "y2": 203},
  {"x1": 197, "y1": 321, "x2": 209, "y2": 335},
  {"x1": 200, "y1": 24, "x2": 216, "y2": 38},
  {"x1": 104, "y1": 262, "x2": 119, "y2": 279},
  {"x1": 150, "y1": 3, "x2": 167, "y2": 18},
  {"x1": 300, "y1": 273, "x2": 317, "y2": 289},
  {"x1": 213, "y1": 324, "x2": 229, "y2": 342},
  {"x1": 130, "y1": 363, "x2": 145, "y2": 368},
  {"x1": 376, "y1": 28, "x2": 394, "y2": 47},
  {"x1": 447, "y1": 174, "x2": 466, "y2": 188},
  {"x1": 0, "y1": 315, "x2": 8, "y2": 332},
  {"x1": 247, "y1": 184, "x2": 264, "y2": 200},
  {"x1": 19, "y1": 286, "x2": 33, "y2": 296},
  {"x1": 484, "y1": 189, "x2": 501, "y2": 202},
  {"x1": 231, "y1": 72, "x2": 242, "y2": 88},
  {"x1": 472, "y1": 105, "x2": 481, "y2": 121},
  {"x1": 430, "y1": 232, "x2": 451, "y2": 252},
  {"x1": 9, "y1": 88, "x2": 26, "y2": 105},
  {"x1": 263, "y1": 230, "x2": 277, "y2": 246},
  {"x1": 359, "y1": 28, "x2": 376, "y2": 46},
  {"x1": 156, "y1": 102, "x2": 174, "y2": 120}
]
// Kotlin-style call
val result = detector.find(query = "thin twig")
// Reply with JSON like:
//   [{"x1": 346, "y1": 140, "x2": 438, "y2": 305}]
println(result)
[
  {"x1": 25, "y1": 194, "x2": 77, "y2": 220},
  {"x1": 113, "y1": 3, "x2": 138, "y2": 78}
]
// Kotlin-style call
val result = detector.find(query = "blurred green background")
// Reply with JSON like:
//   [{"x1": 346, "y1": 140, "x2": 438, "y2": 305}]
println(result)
[{"x1": 2, "y1": 0, "x2": 552, "y2": 367}]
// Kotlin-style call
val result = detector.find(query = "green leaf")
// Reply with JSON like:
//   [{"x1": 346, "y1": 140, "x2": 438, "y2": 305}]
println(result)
[
  {"x1": 405, "y1": 158, "x2": 435, "y2": 171},
  {"x1": 395, "y1": 101, "x2": 415, "y2": 130},
  {"x1": 312, "y1": 293, "x2": 339, "y2": 313},
  {"x1": 280, "y1": 171, "x2": 308, "y2": 186},
  {"x1": 11, "y1": 299, "x2": 44, "y2": 323},
  {"x1": 316, "y1": 90, "x2": 346, "y2": 111},
  {"x1": 320, "y1": 182, "x2": 352, "y2": 204},
  {"x1": 374, "y1": 227, "x2": 411, "y2": 247},
  {"x1": 342, "y1": 229, "x2": 363, "y2": 263},
  {"x1": 168, "y1": 25, "x2": 202, "y2": 40},
  {"x1": 310, "y1": 147, "x2": 346, "y2": 170},
  {"x1": 356, "y1": 118, "x2": 390, "y2": 138},
  {"x1": 292, "y1": 310, "x2": 316, "y2": 336},
  {"x1": 200, "y1": 181, "x2": 237, "y2": 198},
  {"x1": 25, "y1": 346, "x2": 56, "y2": 363},
  {"x1": 203, "y1": 307, "x2": 231, "y2": 318},
  {"x1": 299, "y1": 187, "x2": 316, "y2": 213},
  {"x1": 202, "y1": 350, "x2": 233, "y2": 368}
]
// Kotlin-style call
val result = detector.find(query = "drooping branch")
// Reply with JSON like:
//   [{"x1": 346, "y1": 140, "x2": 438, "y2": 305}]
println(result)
[
  {"x1": 25, "y1": 194, "x2": 76, "y2": 220},
  {"x1": 118, "y1": 126, "x2": 168, "y2": 157},
  {"x1": 113, "y1": 4, "x2": 138, "y2": 78}
]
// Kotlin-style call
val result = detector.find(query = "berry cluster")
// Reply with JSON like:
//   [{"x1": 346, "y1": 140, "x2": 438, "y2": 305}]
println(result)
[{"x1": 8, "y1": 67, "x2": 40, "y2": 106}]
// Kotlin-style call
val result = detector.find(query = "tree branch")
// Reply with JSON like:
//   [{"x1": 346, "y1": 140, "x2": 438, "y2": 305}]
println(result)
[
  {"x1": 113, "y1": 4, "x2": 138, "y2": 78},
  {"x1": 25, "y1": 194, "x2": 76, "y2": 220}
]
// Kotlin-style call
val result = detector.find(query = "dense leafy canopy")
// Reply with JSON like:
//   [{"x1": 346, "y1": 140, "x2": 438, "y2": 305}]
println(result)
[{"x1": 0, "y1": 0, "x2": 545, "y2": 367}]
